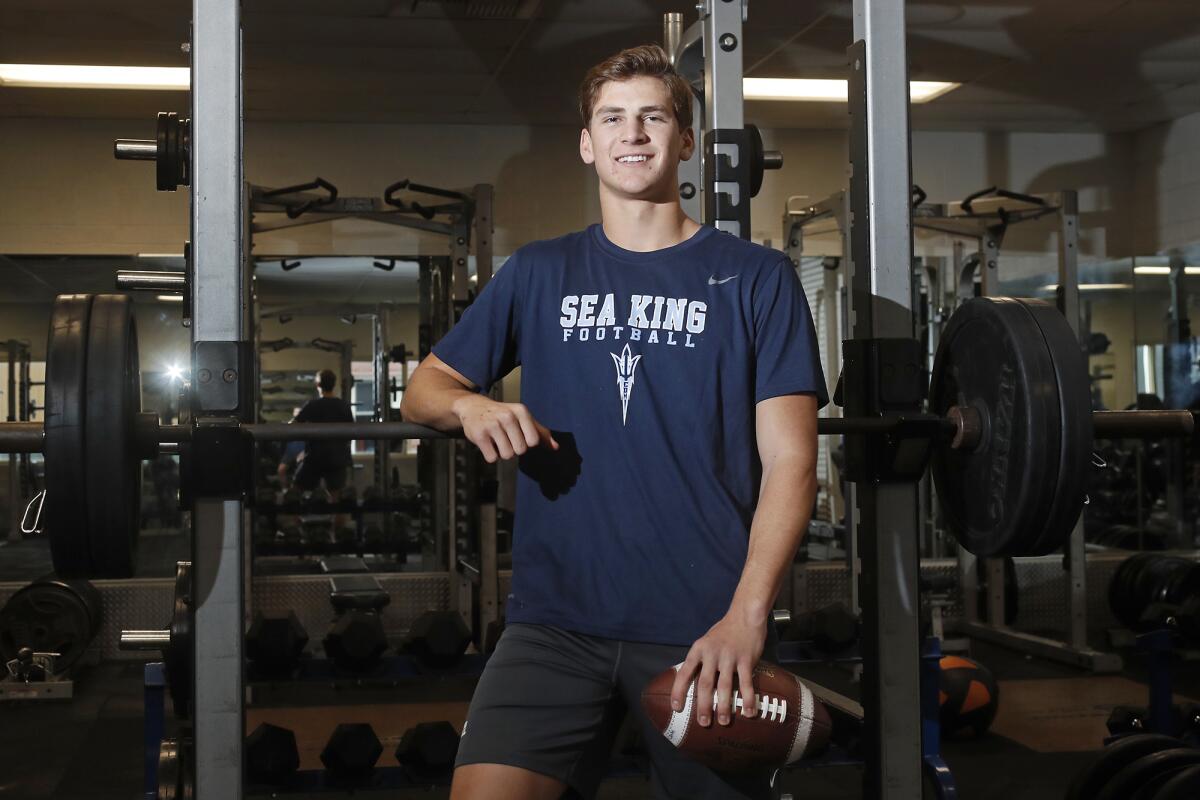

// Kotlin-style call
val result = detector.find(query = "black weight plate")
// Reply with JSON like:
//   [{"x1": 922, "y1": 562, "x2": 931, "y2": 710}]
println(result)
[
  {"x1": 0, "y1": 579, "x2": 97, "y2": 672},
  {"x1": 45, "y1": 294, "x2": 94, "y2": 578},
  {"x1": 1019, "y1": 299, "x2": 1093, "y2": 555},
  {"x1": 84, "y1": 295, "x2": 142, "y2": 578},
  {"x1": 1156, "y1": 763, "x2": 1200, "y2": 800},
  {"x1": 930, "y1": 297, "x2": 1062, "y2": 556},
  {"x1": 1134, "y1": 557, "x2": 1183, "y2": 621},
  {"x1": 1096, "y1": 747, "x2": 1200, "y2": 800},
  {"x1": 1165, "y1": 560, "x2": 1200, "y2": 605},
  {"x1": 165, "y1": 561, "x2": 192, "y2": 720},
  {"x1": 156, "y1": 112, "x2": 173, "y2": 192},
  {"x1": 746, "y1": 123, "x2": 765, "y2": 197},
  {"x1": 1064, "y1": 733, "x2": 1181, "y2": 800},
  {"x1": 1130, "y1": 760, "x2": 1200, "y2": 800}
]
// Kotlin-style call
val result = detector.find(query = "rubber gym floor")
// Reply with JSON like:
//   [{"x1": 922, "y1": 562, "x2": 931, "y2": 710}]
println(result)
[{"x1": 2, "y1": 534, "x2": 1196, "y2": 798}]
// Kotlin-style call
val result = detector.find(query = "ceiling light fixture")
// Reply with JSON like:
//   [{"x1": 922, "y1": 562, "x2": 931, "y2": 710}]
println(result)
[
  {"x1": 0, "y1": 64, "x2": 189, "y2": 91},
  {"x1": 1134, "y1": 265, "x2": 1200, "y2": 275},
  {"x1": 1039, "y1": 283, "x2": 1133, "y2": 292},
  {"x1": 743, "y1": 77, "x2": 959, "y2": 104}
]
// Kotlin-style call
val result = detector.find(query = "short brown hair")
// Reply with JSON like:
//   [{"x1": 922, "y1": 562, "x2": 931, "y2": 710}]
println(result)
[
  {"x1": 578, "y1": 44, "x2": 693, "y2": 130},
  {"x1": 317, "y1": 369, "x2": 337, "y2": 392}
]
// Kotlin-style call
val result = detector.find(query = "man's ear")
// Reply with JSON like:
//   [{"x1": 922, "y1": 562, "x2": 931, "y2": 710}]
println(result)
[
  {"x1": 679, "y1": 125, "x2": 696, "y2": 162},
  {"x1": 580, "y1": 127, "x2": 596, "y2": 165}
]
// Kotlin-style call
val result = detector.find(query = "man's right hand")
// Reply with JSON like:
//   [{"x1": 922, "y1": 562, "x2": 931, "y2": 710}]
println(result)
[{"x1": 451, "y1": 395, "x2": 559, "y2": 463}]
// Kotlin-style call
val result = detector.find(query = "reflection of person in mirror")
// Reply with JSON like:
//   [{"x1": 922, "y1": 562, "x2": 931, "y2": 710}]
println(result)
[
  {"x1": 403, "y1": 44, "x2": 825, "y2": 800},
  {"x1": 286, "y1": 369, "x2": 355, "y2": 535}
]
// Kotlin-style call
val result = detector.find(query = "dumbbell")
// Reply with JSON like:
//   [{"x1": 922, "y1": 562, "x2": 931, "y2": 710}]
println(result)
[
  {"x1": 245, "y1": 612, "x2": 309, "y2": 677},
  {"x1": 401, "y1": 610, "x2": 472, "y2": 669},
  {"x1": 321, "y1": 723, "x2": 382, "y2": 781},
  {"x1": 1107, "y1": 705, "x2": 1148, "y2": 736},
  {"x1": 395, "y1": 721, "x2": 460, "y2": 782},
  {"x1": 324, "y1": 612, "x2": 388, "y2": 672},
  {"x1": 782, "y1": 602, "x2": 859, "y2": 654},
  {"x1": 324, "y1": 576, "x2": 390, "y2": 673},
  {"x1": 245, "y1": 723, "x2": 299, "y2": 786}
]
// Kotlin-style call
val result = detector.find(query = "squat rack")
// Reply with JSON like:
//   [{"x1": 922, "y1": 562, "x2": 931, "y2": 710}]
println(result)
[
  {"x1": 783, "y1": 186, "x2": 1121, "y2": 673},
  {"x1": 671, "y1": 2, "x2": 924, "y2": 796}
]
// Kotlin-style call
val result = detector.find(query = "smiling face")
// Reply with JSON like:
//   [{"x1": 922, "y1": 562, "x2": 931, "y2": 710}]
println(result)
[{"x1": 579, "y1": 75, "x2": 695, "y2": 204}]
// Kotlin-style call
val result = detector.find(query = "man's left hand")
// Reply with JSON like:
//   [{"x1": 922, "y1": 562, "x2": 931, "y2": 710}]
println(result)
[{"x1": 669, "y1": 613, "x2": 766, "y2": 727}]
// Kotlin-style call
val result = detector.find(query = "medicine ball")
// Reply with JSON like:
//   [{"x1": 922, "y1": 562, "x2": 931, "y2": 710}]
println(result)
[{"x1": 938, "y1": 655, "x2": 999, "y2": 738}]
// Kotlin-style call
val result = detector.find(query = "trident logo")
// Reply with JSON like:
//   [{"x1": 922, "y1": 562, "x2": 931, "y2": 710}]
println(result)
[{"x1": 610, "y1": 344, "x2": 642, "y2": 426}]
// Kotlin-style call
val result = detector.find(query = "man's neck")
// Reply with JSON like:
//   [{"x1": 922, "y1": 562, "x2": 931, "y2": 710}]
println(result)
[
  {"x1": 320, "y1": 391, "x2": 334, "y2": 398},
  {"x1": 599, "y1": 191, "x2": 700, "y2": 253}
]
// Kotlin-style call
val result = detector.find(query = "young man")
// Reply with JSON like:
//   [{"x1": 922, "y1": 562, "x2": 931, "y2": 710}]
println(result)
[
  {"x1": 401, "y1": 45, "x2": 826, "y2": 800},
  {"x1": 285, "y1": 370, "x2": 356, "y2": 516}
]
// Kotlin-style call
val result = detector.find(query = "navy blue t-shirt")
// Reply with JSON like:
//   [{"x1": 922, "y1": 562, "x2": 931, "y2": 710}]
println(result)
[{"x1": 433, "y1": 224, "x2": 828, "y2": 645}]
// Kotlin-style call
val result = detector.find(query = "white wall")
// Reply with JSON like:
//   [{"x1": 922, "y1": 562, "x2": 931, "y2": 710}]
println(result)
[
  {"x1": 2, "y1": 118, "x2": 1138, "y2": 267},
  {"x1": 1133, "y1": 110, "x2": 1200, "y2": 256}
]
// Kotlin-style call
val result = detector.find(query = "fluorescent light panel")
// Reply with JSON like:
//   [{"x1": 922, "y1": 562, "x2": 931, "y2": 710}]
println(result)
[
  {"x1": 1134, "y1": 265, "x2": 1200, "y2": 275},
  {"x1": 1, "y1": 64, "x2": 959, "y2": 104},
  {"x1": 156, "y1": 295, "x2": 184, "y2": 303},
  {"x1": 0, "y1": 64, "x2": 188, "y2": 90},
  {"x1": 1039, "y1": 283, "x2": 1133, "y2": 292},
  {"x1": 743, "y1": 77, "x2": 959, "y2": 104}
]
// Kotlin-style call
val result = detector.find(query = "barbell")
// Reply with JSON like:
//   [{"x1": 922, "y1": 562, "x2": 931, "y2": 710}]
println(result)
[{"x1": 0, "y1": 293, "x2": 1193, "y2": 579}]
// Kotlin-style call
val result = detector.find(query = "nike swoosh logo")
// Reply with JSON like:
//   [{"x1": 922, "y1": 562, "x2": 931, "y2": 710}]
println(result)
[{"x1": 708, "y1": 275, "x2": 738, "y2": 285}]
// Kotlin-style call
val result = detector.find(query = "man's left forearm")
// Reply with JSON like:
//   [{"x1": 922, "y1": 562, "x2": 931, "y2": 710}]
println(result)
[{"x1": 727, "y1": 453, "x2": 817, "y2": 627}]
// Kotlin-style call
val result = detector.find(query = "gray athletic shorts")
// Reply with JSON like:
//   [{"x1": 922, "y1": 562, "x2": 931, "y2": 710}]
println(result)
[{"x1": 455, "y1": 622, "x2": 779, "y2": 799}]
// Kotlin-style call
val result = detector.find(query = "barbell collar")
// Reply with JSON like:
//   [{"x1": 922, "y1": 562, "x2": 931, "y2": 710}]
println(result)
[
  {"x1": 1093, "y1": 409, "x2": 1194, "y2": 439},
  {"x1": 120, "y1": 630, "x2": 171, "y2": 651},
  {"x1": 762, "y1": 151, "x2": 784, "y2": 170},
  {"x1": 947, "y1": 405, "x2": 983, "y2": 451},
  {"x1": 113, "y1": 139, "x2": 158, "y2": 161}
]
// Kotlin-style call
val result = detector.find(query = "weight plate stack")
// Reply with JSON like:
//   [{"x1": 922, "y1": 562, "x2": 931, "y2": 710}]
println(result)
[
  {"x1": 930, "y1": 297, "x2": 1063, "y2": 557},
  {"x1": 1096, "y1": 747, "x2": 1200, "y2": 800},
  {"x1": 1019, "y1": 298, "x2": 1092, "y2": 555},
  {"x1": 84, "y1": 294, "x2": 142, "y2": 578},
  {"x1": 0, "y1": 576, "x2": 102, "y2": 673},
  {"x1": 1064, "y1": 733, "x2": 1181, "y2": 800},
  {"x1": 157, "y1": 736, "x2": 194, "y2": 800},
  {"x1": 44, "y1": 294, "x2": 94, "y2": 577}
]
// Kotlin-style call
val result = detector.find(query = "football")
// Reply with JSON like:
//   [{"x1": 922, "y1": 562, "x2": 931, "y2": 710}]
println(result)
[{"x1": 640, "y1": 661, "x2": 832, "y2": 772}]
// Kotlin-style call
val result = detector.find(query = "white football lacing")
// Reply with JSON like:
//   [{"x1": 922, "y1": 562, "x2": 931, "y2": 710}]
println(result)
[{"x1": 710, "y1": 691, "x2": 787, "y2": 723}]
